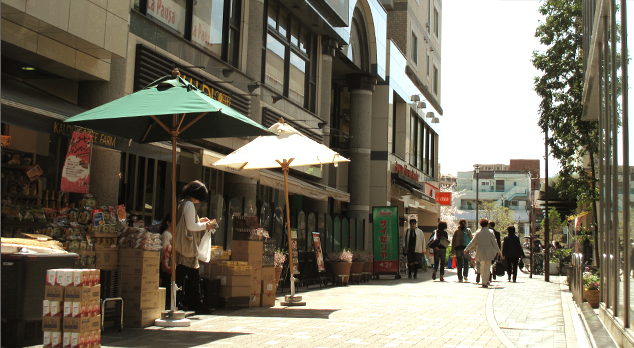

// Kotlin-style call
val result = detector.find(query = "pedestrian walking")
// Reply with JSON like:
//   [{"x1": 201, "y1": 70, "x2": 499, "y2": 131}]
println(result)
[
  {"x1": 432, "y1": 221, "x2": 450, "y2": 282},
  {"x1": 403, "y1": 219, "x2": 426, "y2": 279},
  {"x1": 488, "y1": 221, "x2": 501, "y2": 281},
  {"x1": 464, "y1": 218, "x2": 501, "y2": 288},
  {"x1": 451, "y1": 218, "x2": 473, "y2": 282},
  {"x1": 502, "y1": 226, "x2": 525, "y2": 282}
]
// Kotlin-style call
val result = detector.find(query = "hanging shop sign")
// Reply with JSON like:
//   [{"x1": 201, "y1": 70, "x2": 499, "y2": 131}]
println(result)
[
  {"x1": 312, "y1": 232, "x2": 326, "y2": 272},
  {"x1": 372, "y1": 206, "x2": 399, "y2": 274},
  {"x1": 394, "y1": 162, "x2": 419, "y2": 182},
  {"x1": 134, "y1": 45, "x2": 251, "y2": 116},
  {"x1": 436, "y1": 192, "x2": 451, "y2": 206},
  {"x1": 53, "y1": 121, "x2": 120, "y2": 149},
  {"x1": 60, "y1": 131, "x2": 92, "y2": 193}
]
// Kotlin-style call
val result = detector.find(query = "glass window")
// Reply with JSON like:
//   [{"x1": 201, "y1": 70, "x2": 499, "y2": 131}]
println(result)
[
  {"x1": 291, "y1": 20, "x2": 299, "y2": 46},
  {"x1": 300, "y1": 29, "x2": 309, "y2": 53},
  {"x1": 264, "y1": 0, "x2": 315, "y2": 110},
  {"x1": 434, "y1": 8, "x2": 439, "y2": 37},
  {"x1": 427, "y1": 53, "x2": 430, "y2": 75},
  {"x1": 145, "y1": 0, "x2": 187, "y2": 35},
  {"x1": 412, "y1": 32, "x2": 418, "y2": 64},
  {"x1": 192, "y1": 0, "x2": 225, "y2": 57},
  {"x1": 279, "y1": 7, "x2": 289, "y2": 37},
  {"x1": 265, "y1": 34, "x2": 286, "y2": 94},
  {"x1": 409, "y1": 114, "x2": 416, "y2": 165},
  {"x1": 268, "y1": 1, "x2": 278, "y2": 28},
  {"x1": 433, "y1": 66, "x2": 439, "y2": 95},
  {"x1": 289, "y1": 52, "x2": 306, "y2": 105}
]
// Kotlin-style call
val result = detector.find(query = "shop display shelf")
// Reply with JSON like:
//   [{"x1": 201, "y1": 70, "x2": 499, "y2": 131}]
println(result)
[{"x1": 100, "y1": 269, "x2": 122, "y2": 299}]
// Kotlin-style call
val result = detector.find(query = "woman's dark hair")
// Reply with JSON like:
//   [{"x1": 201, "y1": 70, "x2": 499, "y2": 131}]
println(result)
[
  {"x1": 507, "y1": 225, "x2": 515, "y2": 235},
  {"x1": 480, "y1": 218, "x2": 489, "y2": 227},
  {"x1": 183, "y1": 180, "x2": 208, "y2": 202},
  {"x1": 438, "y1": 220, "x2": 448, "y2": 230},
  {"x1": 459, "y1": 218, "x2": 467, "y2": 229},
  {"x1": 159, "y1": 213, "x2": 172, "y2": 234}
]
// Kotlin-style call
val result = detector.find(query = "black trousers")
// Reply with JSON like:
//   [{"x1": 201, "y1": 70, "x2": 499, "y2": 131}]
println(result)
[
  {"x1": 175, "y1": 264, "x2": 202, "y2": 310},
  {"x1": 506, "y1": 257, "x2": 519, "y2": 281}
]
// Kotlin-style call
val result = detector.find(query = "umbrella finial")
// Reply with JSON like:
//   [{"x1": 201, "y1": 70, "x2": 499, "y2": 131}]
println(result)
[
  {"x1": 172, "y1": 68, "x2": 180, "y2": 77},
  {"x1": 279, "y1": 117, "x2": 285, "y2": 124}
]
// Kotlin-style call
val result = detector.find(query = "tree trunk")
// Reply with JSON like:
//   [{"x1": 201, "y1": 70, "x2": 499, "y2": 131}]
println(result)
[{"x1": 590, "y1": 151, "x2": 600, "y2": 268}]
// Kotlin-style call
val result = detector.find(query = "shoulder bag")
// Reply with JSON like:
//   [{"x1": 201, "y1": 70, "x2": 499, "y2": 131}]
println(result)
[
  {"x1": 428, "y1": 230, "x2": 440, "y2": 249},
  {"x1": 174, "y1": 200, "x2": 199, "y2": 258}
]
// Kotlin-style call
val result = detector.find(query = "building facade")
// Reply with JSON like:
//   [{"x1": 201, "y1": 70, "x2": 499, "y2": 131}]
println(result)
[
  {"x1": 1, "y1": 0, "x2": 442, "y2": 253},
  {"x1": 452, "y1": 160, "x2": 539, "y2": 233}
]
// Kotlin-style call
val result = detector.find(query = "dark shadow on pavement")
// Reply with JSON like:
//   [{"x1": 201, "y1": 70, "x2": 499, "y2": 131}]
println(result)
[
  {"x1": 102, "y1": 329, "x2": 250, "y2": 347},
  {"x1": 211, "y1": 307, "x2": 338, "y2": 319}
]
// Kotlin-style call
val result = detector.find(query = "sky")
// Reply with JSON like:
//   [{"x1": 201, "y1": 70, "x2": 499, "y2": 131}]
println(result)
[{"x1": 439, "y1": 0, "x2": 559, "y2": 178}]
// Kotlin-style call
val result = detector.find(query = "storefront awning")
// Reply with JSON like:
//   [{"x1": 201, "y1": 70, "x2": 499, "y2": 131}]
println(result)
[{"x1": 203, "y1": 149, "x2": 336, "y2": 201}]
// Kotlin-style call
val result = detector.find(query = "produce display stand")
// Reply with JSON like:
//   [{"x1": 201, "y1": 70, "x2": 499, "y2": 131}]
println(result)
[{"x1": 371, "y1": 207, "x2": 402, "y2": 280}]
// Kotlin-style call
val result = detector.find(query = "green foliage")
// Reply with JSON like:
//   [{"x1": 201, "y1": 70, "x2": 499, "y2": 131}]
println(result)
[
  {"x1": 478, "y1": 201, "x2": 515, "y2": 230},
  {"x1": 532, "y1": 0, "x2": 598, "y2": 205}
]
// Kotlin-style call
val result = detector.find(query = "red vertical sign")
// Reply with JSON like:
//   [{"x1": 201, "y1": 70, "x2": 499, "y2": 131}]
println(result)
[{"x1": 61, "y1": 131, "x2": 93, "y2": 193}]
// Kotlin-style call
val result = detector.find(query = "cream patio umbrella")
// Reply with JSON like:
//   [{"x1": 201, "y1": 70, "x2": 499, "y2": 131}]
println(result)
[{"x1": 212, "y1": 118, "x2": 349, "y2": 304}]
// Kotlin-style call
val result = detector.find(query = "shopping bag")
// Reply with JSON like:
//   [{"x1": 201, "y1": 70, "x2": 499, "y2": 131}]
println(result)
[{"x1": 197, "y1": 230, "x2": 212, "y2": 262}]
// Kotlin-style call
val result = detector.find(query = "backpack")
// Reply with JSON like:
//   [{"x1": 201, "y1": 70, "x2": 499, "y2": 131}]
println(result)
[{"x1": 462, "y1": 228, "x2": 472, "y2": 246}]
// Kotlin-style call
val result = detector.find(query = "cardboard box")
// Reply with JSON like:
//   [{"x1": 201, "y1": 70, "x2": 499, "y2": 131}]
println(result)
[
  {"x1": 96, "y1": 248, "x2": 118, "y2": 270},
  {"x1": 120, "y1": 273, "x2": 160, "y2": 292},
  {"x1": 231, "y1": 240, "x2": 263, "y2": 255},
  {"x1": 118, "y1": 257, "x2": 159, "y2": 275},
  {"x1": 219, "y1": 286, "x2": 251, "y2": 297},
  {"x1": 158, "y1": 287, "x2": 166, "y2": 311},
  {"x1": 51, "y1": 331, "x2": 62, "y2": 348},
  {"x1": 231, "y1": 253, "x2": 263, "y2": 266},
  {"x1": 210, "y1": 265, "x2": 252, "y2": 276},
  {"x1": 63, "y1": 315, "x2": 101, "y2": 333},
  {"x1": 249, "y1": 294, "x2": 261, "y2": 308},
  {"x1": 118, "y1": 249, "x2": 160, "y2": 259},
  {"x1": 42, "y1": 316, "x2": 62, "y2": 331},
  {"x1": 122, "y1": 308, "x2": 161, "y2": 328},
  {"x1": 121, "y1": 290, "x2": 159, "y2": 309},
  {"x1": 261, "y1": 267, "x2": 275, "y2": 281},
  {"x1": 215, "y1": 275, "x2": 250, "y2": 287},
  {"x1": 45, "y1": 285, "x2": 65, "y2": 301},
  {"x1": 64, "y1": 285, "x2": 100, "y2": 302}
]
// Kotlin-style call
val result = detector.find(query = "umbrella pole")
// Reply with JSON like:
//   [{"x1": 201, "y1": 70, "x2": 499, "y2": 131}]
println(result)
[
  {"x1": 156, "y1": 130, "x2": 190, "y2": 326},
  {"x1": 280, "y1": 160, "x2": 306, "y2": 306}
]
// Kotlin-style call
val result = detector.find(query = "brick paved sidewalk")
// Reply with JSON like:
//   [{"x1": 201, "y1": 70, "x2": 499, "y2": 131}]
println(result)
[{"x1": 27, "y1": 267, "x2": 590, "y2": 348}]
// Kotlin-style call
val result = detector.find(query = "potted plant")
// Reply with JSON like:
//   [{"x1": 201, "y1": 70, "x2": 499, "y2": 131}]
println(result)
[
  {"x1": 274, "y1": 248, "x2": 287, "y2": 284},
  {"x1": 351, "y1": 250, "x2": 367, "y2": 275},
  {"x1": 555, "y1": 248, "x2": 572, "y2": 277},
  {"x1": 583, "y1": 267, "x2": 600, "y2": 308},
  {"x1": 360, "y1": 251, "x2": 373, "y2": 275},
  {"x1": 326, "y1": 249, "x2": 353, "y2": 283}
]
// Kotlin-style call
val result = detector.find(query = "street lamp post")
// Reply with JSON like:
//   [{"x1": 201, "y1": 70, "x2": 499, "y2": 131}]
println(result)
[{"x1": 475, "y1": 166, "x2": 480, "y2": 228}]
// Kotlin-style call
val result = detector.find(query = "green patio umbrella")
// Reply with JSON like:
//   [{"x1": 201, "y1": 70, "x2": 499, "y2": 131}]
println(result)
[{"x1": 64, "y1": 69, "x2": 276, "y2": 322}]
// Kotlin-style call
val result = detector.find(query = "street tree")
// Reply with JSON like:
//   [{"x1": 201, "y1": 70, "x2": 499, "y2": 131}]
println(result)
[
  {"x1": 541, "y1": 207, "x2": 564, "y2": 244},
  {"x1": 532, "y1": 0, "x2": 601, "y2": 264},
  {"x1": 478, "y1": 201, "x2": 515, "y2": 233},
  {"x1": 440, "y1": 188, "x2": 466, "y2": 237}
]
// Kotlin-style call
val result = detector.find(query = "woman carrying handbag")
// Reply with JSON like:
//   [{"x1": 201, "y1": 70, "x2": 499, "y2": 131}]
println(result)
[{"x1": 173, "y1": 180, "x2": 216, "y2": 314}]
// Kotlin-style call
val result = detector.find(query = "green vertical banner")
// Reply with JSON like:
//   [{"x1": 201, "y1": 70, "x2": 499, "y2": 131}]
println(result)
[{"x1": 372, "y1": 206, "x2": 399, "y2": 274}]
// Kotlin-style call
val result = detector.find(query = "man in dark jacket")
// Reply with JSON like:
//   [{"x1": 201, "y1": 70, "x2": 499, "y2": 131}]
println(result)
[
  {"x1": 502, "y1": 226, "x2": 525, "y2": 282},
  {"x1": 488, "y1": 221, "x2": 501, "y2": 280}
]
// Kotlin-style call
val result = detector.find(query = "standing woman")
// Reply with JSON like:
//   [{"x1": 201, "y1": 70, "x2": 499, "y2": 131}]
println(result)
[
  {"x1": 432, "y1": 221, "x2": 450, "y2": 282},
  {"x1": 174, "y1": 180, "x2": 214, "y2": 313},
  {"x1": 502, "y1": 226, "x2": 525, "y2": 283}
]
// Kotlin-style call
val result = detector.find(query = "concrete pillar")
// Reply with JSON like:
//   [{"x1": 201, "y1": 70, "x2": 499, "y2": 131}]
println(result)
[
  {"x1": 246, "y1": 0, "x2": 265, "y2": 124},
  {"x1": 315, "y1": 37, "x2": 337, "y2": 214},
  {"x1": 347, "y1": 74, "x2": 376, "y2": 228}
]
